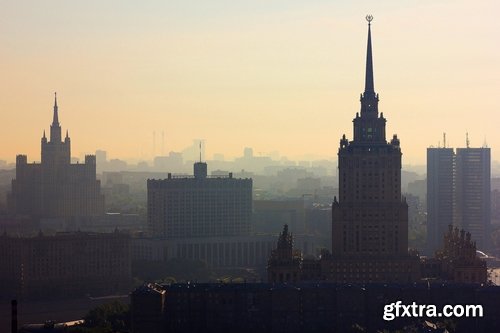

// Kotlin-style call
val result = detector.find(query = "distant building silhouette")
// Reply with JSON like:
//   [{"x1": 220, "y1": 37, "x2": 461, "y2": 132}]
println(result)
[
  {"x1": 253, "y1": 199, "x2": 307, "y2": 234},
  {"x1": 329, "y1": 17, "x2": 420, "y2": 283},
  {"x1": 243, "y1": 147, "x2": 253, "y2": 159},
  {"x1": 153, "y1": 152, "x2": 183, "y2": 172},
  {"x1": 182, "y1": 139, "x2": 206, "y2": 163},
  {"x1": 95, "y1": 149, "x2": 107, "y2": 173},
  {"x1": 147, "y1": 162, "x2": 252, "y2": 238},
  {"x1": 7, "y1": 94, "x2": 104, "y2": 219}
]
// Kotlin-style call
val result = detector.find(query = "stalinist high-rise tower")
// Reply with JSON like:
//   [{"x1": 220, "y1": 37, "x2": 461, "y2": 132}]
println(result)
[
  {"x1": 327, "y1": 16, "x2": 420, "y2": 283},
  {"x1": 8, "y1": 94, "x2": 104, "y2": 219}
]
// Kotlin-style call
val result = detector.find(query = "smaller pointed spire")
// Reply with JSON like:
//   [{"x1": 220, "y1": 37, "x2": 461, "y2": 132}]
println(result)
[
  {"x1": 66, "y1": 130, "x2": 69, "y2": 138},
  {"x1": 43, "y1": 130, "x2": 46, "y2": 138},
  {"x1": 52, "y1": 92, "x2": 59, "y2": 126}
]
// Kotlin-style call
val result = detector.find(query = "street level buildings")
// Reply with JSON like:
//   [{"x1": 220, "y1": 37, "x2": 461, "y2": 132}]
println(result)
[
  {"x1": 131, "y1": 282, "x2": 500, "y2": 333},
  {"x1": 0, "y1": 230, "x2": 131, "y2": 299}
]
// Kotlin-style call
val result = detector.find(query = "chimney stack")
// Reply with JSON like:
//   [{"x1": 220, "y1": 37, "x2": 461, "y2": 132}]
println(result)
[{"x1": 11, "y1": 299, "x2": 17, "y2": 333}]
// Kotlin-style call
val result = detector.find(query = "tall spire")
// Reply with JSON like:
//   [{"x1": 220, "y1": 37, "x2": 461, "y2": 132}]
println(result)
[
  {"x1": 359, "y1": 15, "x2": 379, "y2": 117},
  {"x1": 52, "y1": 92, "x2": 59, "y2": 126},
  {"x1": 353, "y1": 15, "x2": 385, "y2": 143},
  {"x1": 50, "y1": 92, "x2": 62, "y2": 143},
  {"x1": 364, "y1": 15, "x2": 375, "y2": 95}
]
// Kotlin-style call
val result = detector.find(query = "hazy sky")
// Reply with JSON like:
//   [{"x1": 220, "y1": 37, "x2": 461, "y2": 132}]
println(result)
[{"x1": 1, "y1": 0, "x2": 499, "y2": 164}]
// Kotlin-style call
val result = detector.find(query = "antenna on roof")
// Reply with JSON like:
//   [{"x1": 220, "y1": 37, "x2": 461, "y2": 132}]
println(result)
[
  {"x1": 153, "y1": 131, "x2": 156, "y2": 157},
  {"x1": 443, "y1": 132, "x2": 446, "y2": 148},
  {"x1": 161, "y1": 131, "x2": 165, "y2": 156},
  {"x1": 199, "y1": 141, "x2": 202, "y2": 163},
  {"x1": 466, "y1": 132, "x2": 470, "y2": 148}
]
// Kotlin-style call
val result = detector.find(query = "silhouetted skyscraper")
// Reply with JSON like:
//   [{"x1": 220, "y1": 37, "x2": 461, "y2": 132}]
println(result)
[
  {"x1": 455, "y1": 147, "x2": 491, "y2": 250},
  {"x1": 329, "y1": 17, "x2": 420, "y2": 283},
  {"x1": 426, "y1": 147, "x2": 455, "y2": 254},
  {"x1": 426, "y1": 146, "x2": 491, "y2": 252},
  {"x1": 7, "y1": 94, "x2": 104, "y2": 218}
]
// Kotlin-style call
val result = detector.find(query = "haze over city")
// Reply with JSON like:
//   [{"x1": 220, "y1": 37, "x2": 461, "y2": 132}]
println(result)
[
  {"x1": 1, "y1": 0, "x2": 499, "y2": 164},
  {"x1": 3, "y1": 1, "x2": 500, "y2": 332}
]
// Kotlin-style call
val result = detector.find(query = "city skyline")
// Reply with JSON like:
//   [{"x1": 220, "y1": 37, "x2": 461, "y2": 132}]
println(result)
[
  {"x1": 1, "y1": 0, "x2": 499, "y2": 164},
  {"x1": 1, "y1": 8, "x2": 498, "y2": 331}
]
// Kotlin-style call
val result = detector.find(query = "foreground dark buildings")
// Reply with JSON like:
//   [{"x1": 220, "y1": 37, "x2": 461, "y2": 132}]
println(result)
[
  {"x1": 131, "y1": 282, "x2": 500, "y2": 333},
  {"x1": 7, "y1": 94, "x2": 104, "y2": 219}
]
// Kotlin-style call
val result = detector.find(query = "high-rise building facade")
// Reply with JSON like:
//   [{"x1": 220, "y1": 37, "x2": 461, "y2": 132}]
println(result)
[
  {"x1": 426, "y1": 147, "x2": 491, "y2": 252},
  {"x1": 455, "y1": 147, "x2": 491, "y2": 250},
  {"x1": 147, "y1": 162, "x2": 252, "y2": 238},
  {"x1": 426, "y1": 148, "x2": 455, "y2": 254},
  {"x1": 329, "y1": 17, "x2": 420, "y2": 283},
  {"x1": 7, "y1": 94, "x2": 104, "y2": 218}
]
